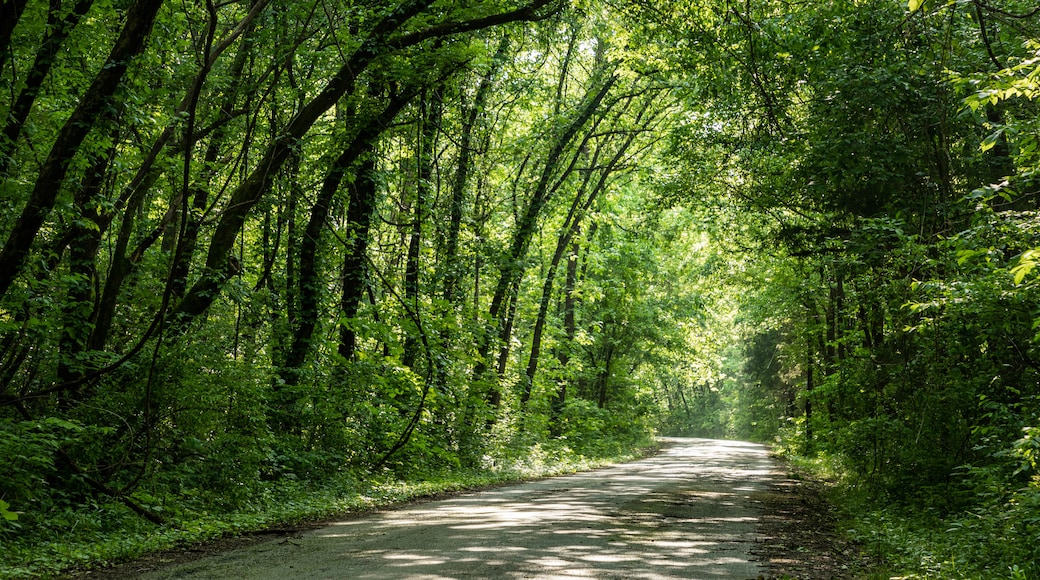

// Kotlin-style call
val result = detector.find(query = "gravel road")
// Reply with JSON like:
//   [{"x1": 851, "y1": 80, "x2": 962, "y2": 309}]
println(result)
[{"x1": 139, "y1": 438, "x2": 775, "y2": 579}]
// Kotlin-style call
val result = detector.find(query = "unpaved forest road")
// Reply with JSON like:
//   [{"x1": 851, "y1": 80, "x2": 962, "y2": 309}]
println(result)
[{"x1": 139, "y1": 438, "x2": 775, "y2": 579}]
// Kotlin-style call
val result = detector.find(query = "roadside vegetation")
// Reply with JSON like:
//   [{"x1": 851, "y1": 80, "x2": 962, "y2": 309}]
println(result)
[
  {"x1": 2, "y1": 0, "x2": 1039, "y2": 578},
  {"x1": 686, "y1": 1, "x2": 1040, "y2": 575}
]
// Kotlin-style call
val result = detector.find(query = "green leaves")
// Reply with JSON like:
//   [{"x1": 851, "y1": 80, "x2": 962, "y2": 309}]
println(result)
[
  {"x1": 1011, "y1": 249, "x2": 1040, "y2": 286},
  {"x1": 907, "y1": 0, "x2": 925, "y2": 12},
  {"x1": 0, "y1": 499, "x2": 17, "y2": 522},
  {"x1": 979, "y1": 128, "x2": 1005, "y2": 153}
]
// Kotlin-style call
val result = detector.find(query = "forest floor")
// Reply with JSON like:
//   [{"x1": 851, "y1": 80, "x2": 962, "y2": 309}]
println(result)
[
  {"x1": 79, "y1": 438, "x2": 872, "y2": 579},
  {"x1": 750, "y1": 462, "x2": 878, "y2": 579}
]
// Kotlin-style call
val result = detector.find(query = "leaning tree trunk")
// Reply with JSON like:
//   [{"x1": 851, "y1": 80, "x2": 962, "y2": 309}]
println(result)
[
  {"x1": 474, "y1": 72, "x2": 617, "y2": 413},
  {"x1": 0, "y1": 0, "x2": 95, "y2": 177},
  {"x1": 281, "y1": 87, "x2": 419, "y2": 386},
  {"x1": 0, "y1": 0, "x2": 165, "y2": 300}
]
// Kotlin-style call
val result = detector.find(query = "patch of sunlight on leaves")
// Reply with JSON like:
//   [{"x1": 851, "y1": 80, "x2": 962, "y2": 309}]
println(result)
[{"x1": 785, "y1": 453, "x2": 847, "y2": 484}]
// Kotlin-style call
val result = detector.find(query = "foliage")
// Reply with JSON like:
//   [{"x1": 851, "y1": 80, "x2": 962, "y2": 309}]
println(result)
[
  {"x1": 658, "y1": 0, "x2": 1040, "y2": 576},
  {"x1": 0, "y1": 1, "x2": 686, "y2": 575}
]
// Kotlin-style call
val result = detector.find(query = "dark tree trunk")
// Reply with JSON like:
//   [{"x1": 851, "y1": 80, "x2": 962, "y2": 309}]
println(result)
[
  {"x1": 0, "y1": 0, "x2": 95, "y2": 176},
  {"x1": 89, "y1": 168, "x2": 162, "y2": 353},
  {"x1": 281, "y1": 88, "x2": 418, "y2": 384},
  {"x1": 338, "y1": 156, "x2": 379, "y2": 361},
  {"x1": 0, "y1": 0, "x2": 29, "y2": 75},
  {"x1": 0, "y1": 0, "x2": 165, "y2": 300}
]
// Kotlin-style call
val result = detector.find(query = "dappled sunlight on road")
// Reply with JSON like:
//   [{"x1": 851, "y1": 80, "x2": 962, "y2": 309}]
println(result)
[{"x1": 145, "y1": 438, "x2": 776, "y2": 579}]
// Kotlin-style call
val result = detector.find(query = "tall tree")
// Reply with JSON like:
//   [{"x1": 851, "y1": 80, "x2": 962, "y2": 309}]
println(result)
[{"x1": 475, "y1": 58, "x2": 617, "y2": 410}]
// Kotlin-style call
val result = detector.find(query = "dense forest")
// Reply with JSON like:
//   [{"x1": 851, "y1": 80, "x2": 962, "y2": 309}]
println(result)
[{"x1": 1, "y1": 0, "x2": 1038, "y2": 576}]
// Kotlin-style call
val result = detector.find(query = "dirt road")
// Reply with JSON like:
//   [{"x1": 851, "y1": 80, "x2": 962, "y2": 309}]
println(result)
[{"x1": 139, "y1": 438, "x2": 775, "y2": 579}]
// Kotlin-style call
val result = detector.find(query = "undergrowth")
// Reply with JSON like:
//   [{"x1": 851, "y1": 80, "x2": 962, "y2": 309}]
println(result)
[
  {"x1": 775, "y1": 441, "x2": 1040, "y2": 580},
  {"x1": 1, "y1": 440, "x2": 656, "y2": 579}
]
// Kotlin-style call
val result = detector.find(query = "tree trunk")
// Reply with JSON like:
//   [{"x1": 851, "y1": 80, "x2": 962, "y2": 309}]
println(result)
[
  {"x1": 549, "y1": 222, "x2": 595, "y2": 435},
  {"x1": 282, "y1": 88, "x2": 419, "y2": 384},
  {"x1": 0, "y1": 0, "x2": 29, "y2": 75},
  {"x1": 0, "y1": 0, "x2": 95, "y2": 177},
  {"x1": 338, "y1": 156, "x2": 379, "y2": 361},
  {"x1": 56, "y1": 129, "x2": 117, "y2": 392},
  {"x1": 403, "y1": 87, "x2": 442, "y2": 369},
  {"x1": 597, "y1": 343, "x2": 614, "y2": 409},
  {"x1": 475, "y1": 72, "x2": 617, "y2": 410},
  {"x1": 0, "y1": 0, "x2": 164, "y2": 300},
  {"x1": 441, "y1": 37, "x2": 508, "y2": 304}
]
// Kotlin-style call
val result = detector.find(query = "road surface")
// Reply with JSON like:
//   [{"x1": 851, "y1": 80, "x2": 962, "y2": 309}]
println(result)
[{"x1": 140, "y1": 438, "x2": 776, "y2": 579}]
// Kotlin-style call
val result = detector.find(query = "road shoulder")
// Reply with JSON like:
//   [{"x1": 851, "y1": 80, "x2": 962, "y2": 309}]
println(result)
[{"x1": 751, "y1": 458, "x2": 876, "y2": 579}]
